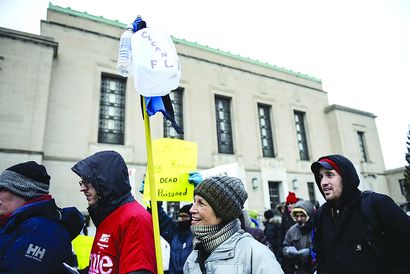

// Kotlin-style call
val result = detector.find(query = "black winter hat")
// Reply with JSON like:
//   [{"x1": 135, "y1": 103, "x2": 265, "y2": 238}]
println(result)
[
  {"x1": 179, "y1": 203, "x2": 193, "y2": 217},
  {"x1": 194, "y1": 176, "x2": 248, "y2": 223},
  {"x1": 264, "y1": 209, "x2": 274, "y2": 220},
  {"x1": 0, "y1": 161, "x2": 50, "y2": 199}
]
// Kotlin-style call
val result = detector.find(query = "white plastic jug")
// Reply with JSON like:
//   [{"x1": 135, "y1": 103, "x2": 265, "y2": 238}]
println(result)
[{"x1": 131, "y1": 28, "x2": 181, "y2": 96}]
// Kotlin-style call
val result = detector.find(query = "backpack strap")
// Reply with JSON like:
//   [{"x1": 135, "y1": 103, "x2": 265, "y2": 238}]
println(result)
[
  {"x1": 360, "y1": 191, "x2": 381, "y2": 233},
  {"x1": 360, "y1": 190, "x2": 384, "y2": 263}
]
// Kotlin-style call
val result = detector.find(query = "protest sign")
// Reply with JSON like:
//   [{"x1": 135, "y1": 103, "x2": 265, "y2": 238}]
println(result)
[{"x1": 143, "y1": 138, "x2": 197, "y2": 201}]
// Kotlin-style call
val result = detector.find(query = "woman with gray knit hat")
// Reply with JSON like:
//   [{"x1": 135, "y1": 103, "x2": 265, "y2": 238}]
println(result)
[{"x1": 183, "y1": 176, "x2": 284, "y2": 274}]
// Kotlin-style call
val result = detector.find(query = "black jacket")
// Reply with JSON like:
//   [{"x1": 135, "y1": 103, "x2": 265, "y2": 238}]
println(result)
[
  {"x1": 280, "y1": 206, "x2": 296, "y2": 246},
  {"x1": 312, "y1": 154, "x2": 410, "y2": 274},
  {"x1": 264, "y1": 218, "x2": 281, "y2": 258}
]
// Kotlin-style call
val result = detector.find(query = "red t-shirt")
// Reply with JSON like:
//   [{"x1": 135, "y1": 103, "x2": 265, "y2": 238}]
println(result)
[{"x1": 88, "y1": 201, "x2": 157, "y2": 274}]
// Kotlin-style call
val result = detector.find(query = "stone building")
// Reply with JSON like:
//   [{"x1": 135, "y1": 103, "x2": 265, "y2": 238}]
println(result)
[{"x1": 0, "y1": 3, "x2": 407, "y2": 216}]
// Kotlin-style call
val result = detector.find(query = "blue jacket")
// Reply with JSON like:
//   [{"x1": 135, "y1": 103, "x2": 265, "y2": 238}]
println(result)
[
  {"x1": 158, "y1": 205, "x2": 193, "y2": 274},
  {"x1": 0, "y1": 198, "x2": 84, "y2": 274}
]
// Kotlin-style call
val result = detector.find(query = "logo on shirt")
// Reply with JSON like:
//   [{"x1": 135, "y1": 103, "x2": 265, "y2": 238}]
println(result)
[
  {"x1": 25, "y1": 244, "x2": 46, "y2": 262},
  {"x1": 100, "y1": 234, "x2": 110, "y2": 243},
  {"x1": 97, "y1": 233, "x2": 110, "y2": 248},
  {"x1": 89, "y1": 253, "x2": 114, "y2": 274}
]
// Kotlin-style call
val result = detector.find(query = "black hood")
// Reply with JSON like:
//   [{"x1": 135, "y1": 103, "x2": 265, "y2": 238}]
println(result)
[
  {"x1": 311, "y1": 154, "x2": 361, "y2": 207},
  {"x1": 72, "y1": 150, "x2": 131, "y2": 202},
  {"x1": 71, "y1": 150, "x2": 134, "y2": 226}
]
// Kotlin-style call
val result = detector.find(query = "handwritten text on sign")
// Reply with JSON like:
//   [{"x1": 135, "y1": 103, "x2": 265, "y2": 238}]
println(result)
[
  {"x1": 143, "y1": 138, "x2": 197, "y2": 202},
  {"x1": 140, "y1": 31, "x2": 180, "y2": 70}
]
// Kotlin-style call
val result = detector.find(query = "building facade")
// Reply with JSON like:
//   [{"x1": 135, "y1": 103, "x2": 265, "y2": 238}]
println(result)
[{"x1": 0, "y1": 3, "x2": 407, "y2": 215}]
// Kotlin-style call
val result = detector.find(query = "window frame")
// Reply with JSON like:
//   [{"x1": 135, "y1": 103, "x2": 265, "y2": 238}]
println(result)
[
  {"x1": 268, "y1": 181, "x2": 281, "y2": 210},
  {"x1": 258, "y1": 103, "x2": 275, "y2": 157},
  {"x1": 98, "y1": 74, "x2": 126, "y2": 145},
  {"x1": 294, "y1": 110, "x2": 309, "y2": 160},
  {"x1": 163, "y1": 87, "x2": 184, "y2": 139},
  {"x1": 215, "y1": 95, "x2": 234, "y2": 154},
  {"x1": 307, "y1": 182, "x2": 316, "y2": 203},
  {"x1": 357, "y1": 131, "x2": 368, "y2": 162}
]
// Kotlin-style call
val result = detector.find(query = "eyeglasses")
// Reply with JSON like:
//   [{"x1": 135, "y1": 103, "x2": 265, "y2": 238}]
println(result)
[{"x1": 79, "y1": 180, "x2": 90, "y2": 187}]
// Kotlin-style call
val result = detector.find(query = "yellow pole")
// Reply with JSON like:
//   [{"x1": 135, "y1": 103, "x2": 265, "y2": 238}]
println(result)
[{"x1": 142, "y1": 97, "x2": 163, "y2": 274}]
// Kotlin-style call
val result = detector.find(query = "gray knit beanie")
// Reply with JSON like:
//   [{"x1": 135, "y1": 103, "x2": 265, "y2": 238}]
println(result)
[
  {"x1": 194, "y1": 176, "x2": 248, "y2": 222},
  {"x1": 0, "y1": 161, "x2": 50, "y2": 199}
]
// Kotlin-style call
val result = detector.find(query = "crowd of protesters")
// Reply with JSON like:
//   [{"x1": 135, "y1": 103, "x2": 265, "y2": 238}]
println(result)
[{"x1": 1, "y1": 151, "x2": 409, "y2": 274}]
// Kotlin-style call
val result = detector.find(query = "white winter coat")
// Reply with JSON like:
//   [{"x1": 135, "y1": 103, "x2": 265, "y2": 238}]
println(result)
[{"x1": 183, "y1": 230, "x2": 284, "y2": 274}]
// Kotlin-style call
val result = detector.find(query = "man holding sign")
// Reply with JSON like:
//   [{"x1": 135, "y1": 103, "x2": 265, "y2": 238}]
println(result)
[{"x1": 143, "y1": 138, "x2": 198, "y2": 202}]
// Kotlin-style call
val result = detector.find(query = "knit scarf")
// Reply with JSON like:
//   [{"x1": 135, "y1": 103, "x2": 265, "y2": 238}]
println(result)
[{"x1": 191, "y1": 218, "x2": 241, "y2": 253}]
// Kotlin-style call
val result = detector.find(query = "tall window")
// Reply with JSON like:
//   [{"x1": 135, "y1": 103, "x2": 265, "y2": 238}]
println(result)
[
  {"x1": 98, "y1": 75, "x2": 126, "y2": 145},
  {"x1": 307, "y1": 182, "x2": 316, "y2": 203},
  {"x1": 357, "y1": 131, "x2": 368, "y2": 162},
  {"x1": 294, "y1": 111, "x2": 309, "y2": 160},
  {"x1": 258, "y1": 104, "x2": 275, "y2": 157},
  {"x1": 164, "y1": 87, "x2": 184, "y2": 139},
  {"x1": 268, "y1": 181, "x2": 281, "y2": 210},
  {"x1": 166, "y1": 202, "x2": 180, "y2": 221},
  {"x1": 399, "y1": 179, "x2": 408, "y2": 197},
  {"x1": 215, "y1": 96, "x2": 233, "y2": 154}
]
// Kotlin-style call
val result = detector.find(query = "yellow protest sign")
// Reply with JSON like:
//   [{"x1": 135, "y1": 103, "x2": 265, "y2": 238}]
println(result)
[{"x1": 143, "y1": 138, "x2": 197, "y2": 201}]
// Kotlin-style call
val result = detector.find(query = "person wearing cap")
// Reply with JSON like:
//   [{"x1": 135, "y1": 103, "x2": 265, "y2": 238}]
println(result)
[
  {"x1": 281, "y1": 192, "x2": 298, "y2": 241},
  {"x1": 282, "y1": 200, "x2": 314, "y2": 274},
  {"x1": 311, "y1": 154, "x2": 410, "y2": 274},
  {"x1": 281, "y1": 192, "x2": 298, "y2": 239},
  {"x1": 156, "y1": 203, "x2": 193, "y2": 274},
  {"x1": 72, "y1": 151, "x2": 156, "y2": 274},
  {"x1": 183, "y1": 176, "x2": 284, "y2": 273},
  {"x1": 279, "y1": 192, "x2": 298, "y2": 272},
  {"x1": 0, "y1": 161, "x2": 84, "y2": 273}
]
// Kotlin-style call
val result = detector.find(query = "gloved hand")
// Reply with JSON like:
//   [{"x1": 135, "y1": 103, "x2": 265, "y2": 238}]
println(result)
[
  {"x1": 296, "y1": 248, "x2": 310, "y2": 258},
  {"x1": 283, "y1": 246, "x2": 298, "y2": 258},
  {"x1": 188, "y1": 171, "x2": 202, "y2": 187},
  {"x1": 139, "y1": 180, "x2": 144, "y2": 194}
]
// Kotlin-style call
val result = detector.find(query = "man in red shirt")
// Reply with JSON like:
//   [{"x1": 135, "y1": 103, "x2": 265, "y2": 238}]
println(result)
[{"x1": 72, "y1": 150, "x2": 156, "y2": 274}]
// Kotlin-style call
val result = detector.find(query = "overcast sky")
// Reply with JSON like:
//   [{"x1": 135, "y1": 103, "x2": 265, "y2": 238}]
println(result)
[{"x1": 1, "y1": 0, "x2": 409, "y2": 169}]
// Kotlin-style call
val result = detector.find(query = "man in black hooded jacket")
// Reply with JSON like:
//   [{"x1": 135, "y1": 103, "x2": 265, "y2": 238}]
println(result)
[{"x1": 311, "y1": 154, "x2": 410, "y2": 274}]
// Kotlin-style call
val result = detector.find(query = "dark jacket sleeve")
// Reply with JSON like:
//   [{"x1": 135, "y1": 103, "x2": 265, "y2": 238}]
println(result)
[
  {"x1": 157, "y1": 202, "x2": 178, "y2": 243},
  {"x1": 374, "y1": 193, "x2": 410, "y2": 273}
]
